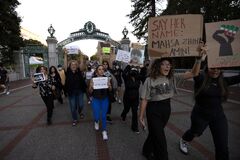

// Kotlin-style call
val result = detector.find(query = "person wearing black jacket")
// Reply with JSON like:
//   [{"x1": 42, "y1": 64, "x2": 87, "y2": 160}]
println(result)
[
  {"x1": 121, "y1": 65, "x2": 141, "y2": 133},
  {"x1": 32, "y1": 66, "x2": 55, "y2": 125},
  {"x1": 65, "y1": 61, "x2": 86, "y2": 126},
  {"x1": 179, "y1": 67, "x2": 240, "y2": 160}
]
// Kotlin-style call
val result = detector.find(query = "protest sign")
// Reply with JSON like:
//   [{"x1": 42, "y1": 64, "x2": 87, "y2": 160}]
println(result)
[
  {"x1": 92, "y1": 77, "x2": 108, "y2": 89},
  {"x1": 148, "y1": 14, "x2": 203, "y2": 57},
  {"x1": 206, "y1": 19, "x2": 240, "y2": 68},
  {"x1": 129, "y1": 48, "x2": 144, "y2": 66},
  {"x1": 33, "y1": 73, "x2": 46, "y2": 83},
  {"x1": 116, "y1": 49, "x2": 131, "y2": 63}
]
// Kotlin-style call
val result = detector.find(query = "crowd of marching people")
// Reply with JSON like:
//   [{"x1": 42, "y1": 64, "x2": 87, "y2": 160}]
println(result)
[{"x1": 29, "y1": 42, "x2": 240, "y2": 160}]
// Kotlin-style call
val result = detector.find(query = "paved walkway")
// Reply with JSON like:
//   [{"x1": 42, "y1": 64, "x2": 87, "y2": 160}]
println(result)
[{"x1": 0, "y1": 79, "x2": 239, "y2": 160}]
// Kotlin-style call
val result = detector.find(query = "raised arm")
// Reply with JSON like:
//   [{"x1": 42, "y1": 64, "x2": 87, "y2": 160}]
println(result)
[{"x1": 182, "y1": 42, "x2": 207, "y2": 80}]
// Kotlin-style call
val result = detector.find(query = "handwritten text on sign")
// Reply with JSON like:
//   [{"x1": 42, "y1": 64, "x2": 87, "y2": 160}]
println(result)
[
  {"x1": 148, "y1": 14, "x2": 203, "y2": 57},
  {"x1": 116, "y1": 49, "x2": 131, "y2": 63},
  {"x1": 93, "y1": 77, "x2": 108, "y2": 89}
]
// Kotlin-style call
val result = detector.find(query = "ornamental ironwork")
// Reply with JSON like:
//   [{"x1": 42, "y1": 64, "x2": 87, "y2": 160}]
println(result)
[{"x1": 57, "y1": 21, "x2": 120, "y2": 48}]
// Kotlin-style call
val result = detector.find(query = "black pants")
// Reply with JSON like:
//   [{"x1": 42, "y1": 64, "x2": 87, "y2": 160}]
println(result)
[
  {"x1": 121, "y1": 97, "x2": 139, "y2": 130},
  {"x1": 142, "y1": 99, "x2": 171, "y2": 160},
  {"x1": 182, "y1": 105, "x2": 229, "y2": 160},
  {"x1": 41, "y1": 95, "x2": 54, "y2": 121}
]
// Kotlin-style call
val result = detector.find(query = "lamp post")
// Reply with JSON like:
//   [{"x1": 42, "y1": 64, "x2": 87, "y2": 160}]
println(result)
[
  {"x1": 122, "y1": 26, "x2": 128, "y2": 39},
  {"x1": 48, "y1": 24, "x2": 55, "y2": 37}
]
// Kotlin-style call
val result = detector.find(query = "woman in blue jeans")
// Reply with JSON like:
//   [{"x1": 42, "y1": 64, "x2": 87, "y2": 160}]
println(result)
[
  {"x1": 89, "y1": 65, "x2": 112, "y2": 140},
  {"x1": 65, "y1": 60, "x2": 86, "y2": 126}
]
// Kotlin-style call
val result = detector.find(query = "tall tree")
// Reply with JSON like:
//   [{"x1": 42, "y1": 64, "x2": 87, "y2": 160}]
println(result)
[
  {"x1": 0, "y1": 0, "x2": 24, "y2": 65},
  {"x1": 128, "y1": 0, "x2": 167, "y2": 41},
  {"x1": 162, "y1": 0, "x2": 240, "y2": 22}
]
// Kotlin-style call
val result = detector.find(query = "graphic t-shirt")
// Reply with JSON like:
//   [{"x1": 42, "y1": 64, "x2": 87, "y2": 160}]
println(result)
[{"x1": 141, "y1": 74, "x2": 184, "y2": 101}]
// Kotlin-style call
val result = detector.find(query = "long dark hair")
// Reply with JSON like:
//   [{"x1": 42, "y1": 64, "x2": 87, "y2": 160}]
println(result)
[
  {"x1": 49, "y1": 66, "x2": 61, "y2": 80},
  {"x1": 195, "y1": 68, "x2": 229, "y2": 101},
  {"x1": 149, "y1": 58, "x2": 174, "y2": 79}
]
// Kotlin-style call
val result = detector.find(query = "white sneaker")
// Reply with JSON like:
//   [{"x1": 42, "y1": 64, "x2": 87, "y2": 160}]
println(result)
[
  {"x1": 94, "y1": 122, "x2": 99, "y2": 130},
  {"x1": 179, "y1": 138, "x2": 188, "y2": 154},
  {"x1": 118, "y1": 99, "x2": 121, "y2": 104},
  {"x1": 102, "y1": 131, "x2": 108, "y2": 140},
  {"x1": 6, "y1": 91, "x2": 10, "y2": 95}
]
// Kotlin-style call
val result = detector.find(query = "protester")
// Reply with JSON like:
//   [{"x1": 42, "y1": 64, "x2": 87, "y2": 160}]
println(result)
[
  {"x1": 32, "y1": 66, "x2": 55, "y2": 125},
  {"x1": 0, "y1": 63, "x2": 10, "y2": 95},
  {"x1": 112, "y1": 64, "x2": 123, "y2": 104},
  {"x1": 139, "y1": 44, "x2": 207, "y2": 160},
  {"x1": 57, "y1": 64, "x2": 67, "y2": 97},
  {"x1": 65, "y1": 60, "x2": 86, "y2": 126},
  {"x1": 179, "y1": 66, "x2": 240, "y2": 160},
  {"x1": 102, "y1": 60, "x2": 117, "y2": 123},
  {"x1": 49, "y1": 66, "x2": 63, "y2": 104},
  {"x1": 140, "y1": 60, "x2": 150, "y2": 84},
  {"x1": 88, "y1": 65, "x2": 112, "y2": 140},
  {"x1": 85, "y1": 65, "x2": 94, "y2": 104},
  {"x1": 121, "y1": 65, "x2": 141, "y2": 133}
]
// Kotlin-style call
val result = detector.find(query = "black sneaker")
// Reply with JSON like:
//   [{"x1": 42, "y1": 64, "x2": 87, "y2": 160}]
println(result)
[
  {"x1": 80, "y1": 113, "x2": 84, "y2": 119},
  {"x1": 107, "y1": 116, "x2": 112, "y2": 122},
  {"x1": 47, "y1": 119, "x2": 52, "y2": 125},
  {"x1": 72, "y1": 120, "x2": 77, "y2": 126},
  {"x1": 142, "y1": 152, "x2": 155, "y2": 160},
  {"x1": 132, "y1": 128, "x2": 140, "y2": 134}
]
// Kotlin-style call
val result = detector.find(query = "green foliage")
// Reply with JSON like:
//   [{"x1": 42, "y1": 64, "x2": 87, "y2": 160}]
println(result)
[
  {"x1": 24, "y1": 39, "x2": 44, "y2": 46},
  {"x1": 0, "y1": 0, "x2": 24, "y2": 65},
  {"x1": 128, "y1": 0, "x2": 160, "y2": 41},
  {"x1": 162, "y1": 0, "x2": 240, "y2": 22}
]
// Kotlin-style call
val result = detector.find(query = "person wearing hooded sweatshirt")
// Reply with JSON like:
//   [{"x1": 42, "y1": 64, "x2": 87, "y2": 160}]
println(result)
[{"x1": 121, "y1": 65, "x2": 141, "y2": 133}]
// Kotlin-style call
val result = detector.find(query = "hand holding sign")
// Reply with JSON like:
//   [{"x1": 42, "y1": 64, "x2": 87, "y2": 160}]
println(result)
[{"x1": 196, "y1": 41, "x2": 208, "y2": 62}]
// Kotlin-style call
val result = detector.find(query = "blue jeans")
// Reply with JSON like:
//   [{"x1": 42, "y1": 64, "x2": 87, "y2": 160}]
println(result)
[
  {"x1": 91, "y1": 97, "x2": 109, "y2": 131},
  {"x1": 68, "y1": 91, "x2": 84, "y2": 121}
]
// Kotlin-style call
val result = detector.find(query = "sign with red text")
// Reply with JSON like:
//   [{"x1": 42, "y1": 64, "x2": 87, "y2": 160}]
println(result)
[
  {"x1": 206, "y1": 20, "x2": 240, "y2": 68},
  {"x1": 148, "y1": 14, "x2": 203, "y2": 57}
]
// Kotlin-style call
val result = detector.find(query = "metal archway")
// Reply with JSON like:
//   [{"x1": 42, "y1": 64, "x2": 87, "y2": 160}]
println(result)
[{"x1": 57, "y1": 21, "x2": 121, "y2": 48}]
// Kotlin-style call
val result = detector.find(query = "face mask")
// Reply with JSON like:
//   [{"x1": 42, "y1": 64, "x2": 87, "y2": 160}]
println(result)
[{"x1": 116, "y1": 66, "x2": 119, "y2": 69}]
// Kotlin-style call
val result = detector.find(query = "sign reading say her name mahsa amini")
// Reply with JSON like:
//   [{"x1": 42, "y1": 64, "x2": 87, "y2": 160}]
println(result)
[{"x1": 148, "y1": 14, "x2": 203, "y2": 58}]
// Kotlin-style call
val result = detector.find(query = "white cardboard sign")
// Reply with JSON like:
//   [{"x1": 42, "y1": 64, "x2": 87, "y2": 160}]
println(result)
[{"x1": 92, "y1": 77, "x2": 108, "y2": 89}]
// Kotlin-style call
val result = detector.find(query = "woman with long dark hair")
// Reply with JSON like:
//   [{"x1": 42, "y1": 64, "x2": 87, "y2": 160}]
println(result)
[
  {"x1": 102, "y1": 60, "x2": 117, "y2": 122},
  {"x1": 179, "y1": 67, "x2": 240, "y2": 160},
  {"x1": 49, "y1": 66, "x2": 63, "y2": 104},
  {"x1": 32, "y1": 66, "x2": 55, "y2": 125},
  {"x1": 89, "y1": 65, "x2": 112, "y2": 140},
  {"x1": 139, "y1": 49, "x2": 206, "y2": 160}
]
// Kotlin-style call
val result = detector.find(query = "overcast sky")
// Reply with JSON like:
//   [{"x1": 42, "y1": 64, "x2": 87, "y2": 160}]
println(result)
[{"x1": 16, "y1": 0, "x2": 143, "y2": 57}]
